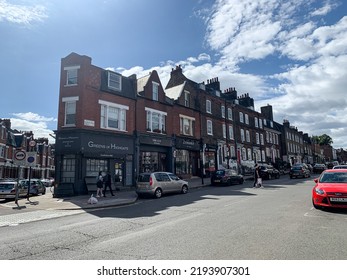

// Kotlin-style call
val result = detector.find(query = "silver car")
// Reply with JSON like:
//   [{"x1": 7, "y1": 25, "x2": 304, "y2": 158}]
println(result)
[
  {"x1": 19, "y1": 179, "x2": 46, "y2": 195},
  {"x1": 0, "y1": 180, "x2": 27, "y2": 199},
  {"x1": 136, "y1": 172, "x2": 189, "y2": 198}
]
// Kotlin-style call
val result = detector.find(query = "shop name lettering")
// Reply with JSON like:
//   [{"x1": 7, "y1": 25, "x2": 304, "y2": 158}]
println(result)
[
  {"x1": 88, "y1": 141, "x2": 129, "y2": 151},
  {"x1": 182, "y1": 140, "x2": 195, "y2": 146}
]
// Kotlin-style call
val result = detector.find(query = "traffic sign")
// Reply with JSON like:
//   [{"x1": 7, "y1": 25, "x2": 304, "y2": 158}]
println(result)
[
  {"x1": 26, "y1": 152, "x2": 37, "y2": 167},
  {"x1": 29, "y1": 140, "x2": 36, "y2": 147},
  {"x1": 15, "y1": 150, "x2": 26, "y2": 161}
]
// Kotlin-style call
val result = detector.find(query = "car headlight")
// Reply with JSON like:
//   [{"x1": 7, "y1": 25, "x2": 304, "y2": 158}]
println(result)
[{"x1": 315, "y1": 188, "x2": 325, "y2": 195}]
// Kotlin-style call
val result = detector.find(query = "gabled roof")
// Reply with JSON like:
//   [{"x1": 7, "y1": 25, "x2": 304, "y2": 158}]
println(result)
[
  {"x1": 165, "y1": 81, "x2": 186, "y2": 100},
  {"x1": 137, "y1": 74, "x2": 151, "y2": 94}
]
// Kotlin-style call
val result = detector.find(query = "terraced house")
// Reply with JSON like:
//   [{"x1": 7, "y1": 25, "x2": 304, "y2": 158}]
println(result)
[{"x1": 55, "y1": 52, "x2": 317, "y2": 195}]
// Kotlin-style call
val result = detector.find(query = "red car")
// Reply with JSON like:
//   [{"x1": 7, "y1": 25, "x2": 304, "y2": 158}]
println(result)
[{"x1": 312, "y1": 169, "x2": 347, "y2": 209}]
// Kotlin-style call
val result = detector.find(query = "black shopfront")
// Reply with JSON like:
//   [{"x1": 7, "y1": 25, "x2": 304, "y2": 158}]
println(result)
[
  {"x1": 138, "y1": 134, "x2": 174, "y2": 174},
  {"x1": 55, "y1": 130, "x2": 134, "y2": 195},
  {"x1": 174, "y1": 137, "x2": 200, "y2": 178}
]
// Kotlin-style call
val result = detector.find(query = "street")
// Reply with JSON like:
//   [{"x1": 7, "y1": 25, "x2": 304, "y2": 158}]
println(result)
[{"x1": 0, "y1": 175, "x2": 346, "y2": 260}]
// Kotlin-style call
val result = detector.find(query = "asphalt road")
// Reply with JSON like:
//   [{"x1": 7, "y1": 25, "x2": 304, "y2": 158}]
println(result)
[{"x1": 0, "y1": 175, "x2": 346, "y2": 260}]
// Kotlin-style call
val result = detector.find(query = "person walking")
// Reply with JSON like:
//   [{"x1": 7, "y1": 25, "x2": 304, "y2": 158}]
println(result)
[
  {"x1": 253, "y1": 164, "x2": 263, "y2": 188},
  {"x1": 96, "y1": 171, "x2": 104, "y2": 197},
  {"x1": 103, "y1": 171, "x2": 115, "y2": 197}
]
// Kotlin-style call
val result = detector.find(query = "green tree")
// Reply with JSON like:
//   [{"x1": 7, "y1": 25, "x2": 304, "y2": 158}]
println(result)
[{"x1": 312, "y1": 134, "x2": 333, "y2": 145}]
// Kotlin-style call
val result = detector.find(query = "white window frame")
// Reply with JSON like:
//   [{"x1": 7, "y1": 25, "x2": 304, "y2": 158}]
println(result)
[
  {"x1": 259, "y1": 119, "x2": 263, "y2": 129},
  {"x1": 239, "y1": 112, "x2": 244, "y2": 123},
  {"x1": 152, "y1": 82, "x2": 159, "y2": 101},
  {"x1": 245, "y1": 114, "x2": 249, "y2": 125},
  {"x1": 228, "y1": 125, "x2": 234, "y2": 140},
  {"x1": 64, "y1": 65, "x2": 80, "y2": 86},
  {"x1": 255, "y1": 117, "x2": 258, "y2": 128},
  {"x1": 179, "y1": 114, "x2": 195, "y2": 136},
  {"x1": 184, "y1": 90, "x2": 190, "y2": 107},
  {"x1": 99, "y1": 100, "x2": 129, "y2": 131},
  {"x1": 240, "y1": 129, "x2": 245, "y2": 142},
  {"x1": 145, "y1": 107, "x2": 167, "y2": 133},
  {"x1": 206, "y1": 100, "x2": 212, "y2": 114},
  {"x1": 62, "y1": 96, "x2": 79, "y2": 126},
  {"x1": 260, "y1": 134, "x2": 264, "y2": 145},
  {"x1": 207, "y1": 120, "x2": 213, "y2": 135},
  {"x1": 108, "y1": 71, "x2": 122, "y2": 91},
  {"x1": 222, "y1": 124, "x2": 226, "y2": 138},
  {"x1": 256, "y1": 133, "x2": 260, "y2": 144},
  {"x1": 246, "y1": 130, "x2": 250, "y2": 142},
  {"x1": 227, "y1": 108, "x2": 233, "y2": 120},
  {"x1": 221, "y1": 105, "x2": 225, "y2": 118}
]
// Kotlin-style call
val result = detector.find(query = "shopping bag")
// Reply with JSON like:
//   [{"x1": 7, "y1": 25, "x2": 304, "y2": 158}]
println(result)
[{"x1": 257, "y1": 177, "x2": 262, "y2": 187}]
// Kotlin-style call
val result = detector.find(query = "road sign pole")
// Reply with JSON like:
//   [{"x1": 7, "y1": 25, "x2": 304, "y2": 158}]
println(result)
[{"x1": 27, "y1": 166, "x2": 31, "y2": 201}]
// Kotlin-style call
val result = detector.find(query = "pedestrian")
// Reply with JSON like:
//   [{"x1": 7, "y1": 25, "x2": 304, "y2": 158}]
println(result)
[
  {"x1": 253, "y1": 164, "x2": 263, "y2": 188},
  {"x1": 103, "y1": 171, "x2": 115, "y2": 197},
  {"x1": 96, "y1": 171, "x2": 104, "y2": 197}
]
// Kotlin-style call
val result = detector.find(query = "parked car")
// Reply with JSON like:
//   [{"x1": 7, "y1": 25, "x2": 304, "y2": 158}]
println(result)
[
  {"x1": 313, "y1": 163, "x2": 327, "y2": 174},
  {"x1": 211, "y1": 169, "x2": 244, "y2": 186},
  {"x1": 258, "y1": 164, "x2": 280, "y2": 180},
  {"x1": 289, "y1": 164, "x2": 311, "y2": 179},
  {"x1": 0, "y1": 180, "x2": 27, "y2": 199},
  {"x1": 136, "y1": 172, "x2": 189, "y2": 198},
  {"x1": 333, "y1": 165, "x2": 347, "y2": 169},
  {"x1": 19, "y1": 179, "x2": 46, "y2": 195},
  {"x1": 312, "y1": 169, "x2": 347, "y2": 209}
]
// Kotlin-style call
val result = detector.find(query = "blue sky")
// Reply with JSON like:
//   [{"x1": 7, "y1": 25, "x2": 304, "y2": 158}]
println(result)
[{"x1": 1, "y1": 0, "x2": 347, "y2": 149}]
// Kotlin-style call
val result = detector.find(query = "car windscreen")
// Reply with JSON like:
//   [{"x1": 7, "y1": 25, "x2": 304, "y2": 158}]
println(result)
[
  {"x1": 215, "y1": 170, "x2": 225, "y2": 176},
  {"x1": 137, "y1": 174, "x2": 150, "y2": 182},
  {"x1": 319, "y1": 172, "x2": 347, "y2": 183}
]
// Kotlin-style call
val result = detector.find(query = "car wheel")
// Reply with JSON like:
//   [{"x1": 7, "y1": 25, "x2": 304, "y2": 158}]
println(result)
[
  {"x1": 227, "y1": 179, "x2": 232, "y2": 186},
  {"x1": 268, "y1": 174, "x2": 272, "y2": 180},
  {"x1": 181, "y1": 185, "x2": 188, "y2": 194},
  {"x1": 42, "y1": 188, "x2": 46, "y2": 195},
  {"x1": 239, "y1": 178, "x2": 244, "y2": 184},
  {"x1": 154, "y1": 188, "x2": 162, "y2": 199}
]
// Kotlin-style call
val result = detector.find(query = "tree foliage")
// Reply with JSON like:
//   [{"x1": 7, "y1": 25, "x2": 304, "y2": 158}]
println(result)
[{"x1": 312, "y1": 134, "x2": 333, "y2": 145}]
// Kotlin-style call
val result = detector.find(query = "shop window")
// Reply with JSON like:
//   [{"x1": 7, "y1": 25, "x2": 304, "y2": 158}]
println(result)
[
  {"x1": 61, "y1": 155, "x2": 76, "y2": 183},
  {"x1": 175, "y1": 150, "x2": 191, "y2": 175},
  {"x1": 140, "y1": 152, "x2": 167, "y2": 173},
  {"x1": 86, "y1": 158, "x2": 108, "y2": 177}
]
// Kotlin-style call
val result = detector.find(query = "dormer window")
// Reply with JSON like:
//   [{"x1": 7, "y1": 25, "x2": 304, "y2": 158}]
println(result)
[{"x1": 108, "y1": 71, "x2": 122, "y2": 91}]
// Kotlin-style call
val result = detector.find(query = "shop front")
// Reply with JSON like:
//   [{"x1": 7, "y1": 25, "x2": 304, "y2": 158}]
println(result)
[
  {"x1": 55, "y1": 130, "x2": 135, "y2": 195},
  {"x1": 138, "y1": 134, "x2": 174, "y2": 174},
  {"x1": 174, "y1": 137, "x2": 200, "y2": 178},
  {"x1": 203, "y1": 144, "x2": 217, "y2": 177}
]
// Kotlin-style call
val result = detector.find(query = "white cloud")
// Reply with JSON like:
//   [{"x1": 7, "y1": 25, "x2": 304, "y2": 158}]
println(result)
[
  {"x1": 10, "y1": 112, "x2": 56, "y2": 143},
  {"x1": 311, "y1": 2, "x2": 335, "y2": 16},
  {"x1": 0, "y1": 0, "x2": 47, "y2": 25}
]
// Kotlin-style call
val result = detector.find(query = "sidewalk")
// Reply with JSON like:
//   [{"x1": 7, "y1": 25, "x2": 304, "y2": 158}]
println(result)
[{"x1": 2, "y1": 176, "x2": 253, "y2": 211}]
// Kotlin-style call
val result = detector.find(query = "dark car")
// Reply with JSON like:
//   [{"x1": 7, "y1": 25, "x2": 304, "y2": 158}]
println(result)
[
  {"x1": 258, "y1": 164, "x2": 280, "y2": 180},
  {"x1": 313, "y1": 163, "x2": 327, "y2": 174},
  {"x1": 211, "y1": 169, "x2": 244, "y2": 186},
  {"x1": 289, "y1": 164, "x2": 311, "y2": 179}
]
